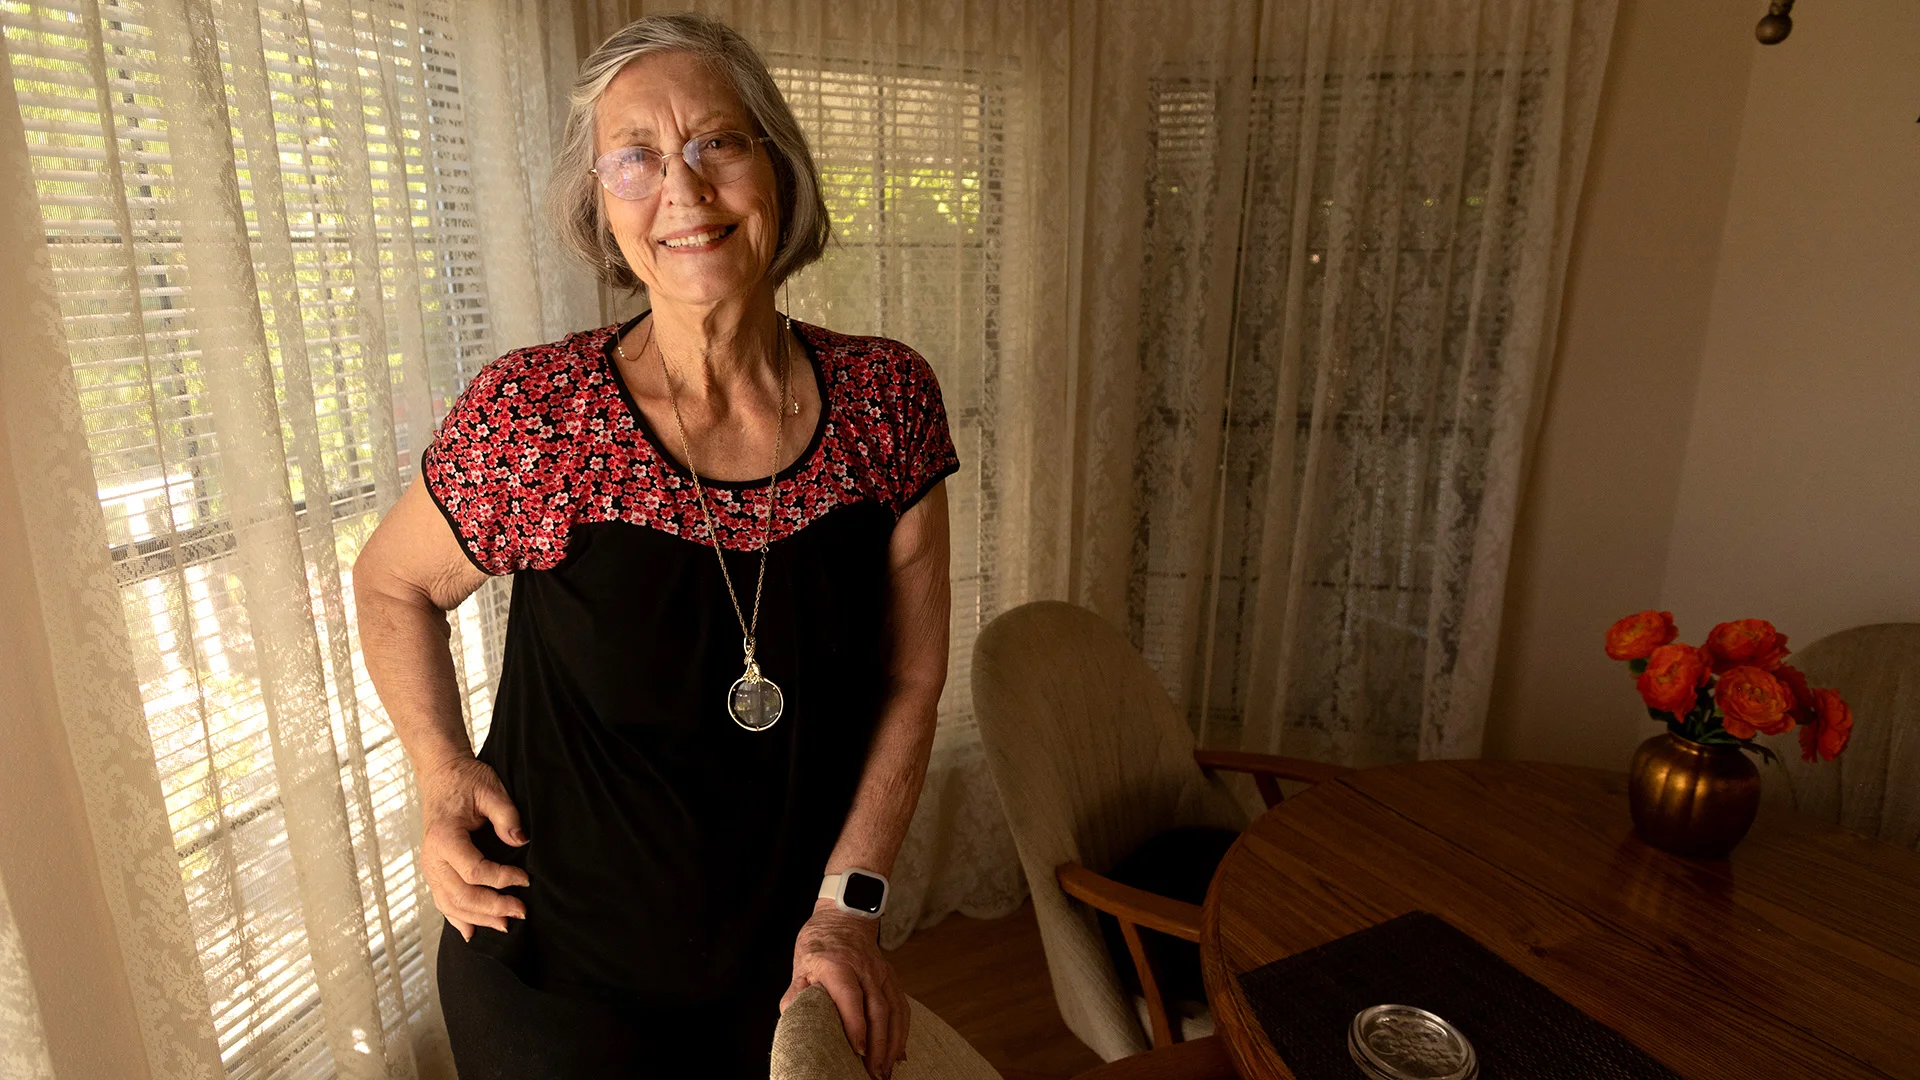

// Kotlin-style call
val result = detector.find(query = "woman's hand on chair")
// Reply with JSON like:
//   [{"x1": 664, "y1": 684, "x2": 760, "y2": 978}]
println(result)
[
  {"x1": 782, "y1": 900, "x2": 908, "y2": 1079},
  {"x1": 419, "y1": 755, "x2": 530, "y2": 939}
]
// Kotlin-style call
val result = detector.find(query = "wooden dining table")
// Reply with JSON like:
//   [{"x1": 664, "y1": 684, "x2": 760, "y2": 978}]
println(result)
[{"x1": 1200, "y1": 759, "x2": 1920, "y2": 1080}]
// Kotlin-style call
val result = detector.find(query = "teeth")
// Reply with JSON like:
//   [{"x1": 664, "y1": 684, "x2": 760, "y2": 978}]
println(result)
[{"x1": 663, "y1": 227, "x2": 729, "y2": 248}]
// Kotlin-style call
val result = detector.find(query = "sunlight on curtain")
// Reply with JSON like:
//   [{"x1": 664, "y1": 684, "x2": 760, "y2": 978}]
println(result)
[
  {"x1": 0, "y1": 0, "x2": 582, "y2": 1074},
  {"x1": 0, "y1": 872, "x2": 57, "y2": 1080}
]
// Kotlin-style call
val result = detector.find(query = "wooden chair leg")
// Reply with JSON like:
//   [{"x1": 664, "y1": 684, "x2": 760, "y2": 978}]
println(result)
[
  {"x1": 1117, "y1": 918, "x2": 1175, "y2": 1048},
  {"x1": 1053, "y1": 862, "x2": 1202, "y2": 1051},
  {"x1": 1253, "y1": 773, "x2": 1284, "y2": 808}
]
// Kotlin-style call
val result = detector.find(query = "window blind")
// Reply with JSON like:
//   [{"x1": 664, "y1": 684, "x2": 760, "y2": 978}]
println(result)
[
  {"x1": 3, "y1": 1, "x2": 505, "y2": 1074},
  {"x1": 770, "y1": 54, "x2": 1012, "y2": 742},
  {"x1": 1138, "y1": 61, "x2": 1553, "y2": 745}
]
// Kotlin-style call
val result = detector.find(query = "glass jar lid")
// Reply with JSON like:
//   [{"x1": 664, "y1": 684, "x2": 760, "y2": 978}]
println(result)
[{"x1": 1347, "y1": 1004, "x2": 1478, "y2": 1080}]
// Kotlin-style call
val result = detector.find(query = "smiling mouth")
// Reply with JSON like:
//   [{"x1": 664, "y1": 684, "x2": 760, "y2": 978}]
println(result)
[{"x1": 659, "y1": 224, "x2": 737, "y2": 250}]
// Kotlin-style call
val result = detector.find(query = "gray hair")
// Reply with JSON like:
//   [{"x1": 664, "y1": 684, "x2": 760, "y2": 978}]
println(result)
[{"x1": 547, "y1": 12, "x2": 831, "y2": 292}]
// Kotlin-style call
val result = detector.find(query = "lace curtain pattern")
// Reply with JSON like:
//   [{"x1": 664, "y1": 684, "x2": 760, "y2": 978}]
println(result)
[
  {"x1": 1038, "y1": 0, "x2": 1615, "y2": 767},
  {"x1": 1, "y1": 0, "x2": 1613, "y2": 1076},
  {"x1": 1, "y1": 0, "x2": 585, "y2": 1075},
  {"x1": 0, "y1": 872, "x2": 57, "y2": 1080}
]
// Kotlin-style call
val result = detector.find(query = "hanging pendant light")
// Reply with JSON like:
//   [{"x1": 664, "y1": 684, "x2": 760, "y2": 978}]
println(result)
[{"x1": 1755, "y1": 0, "x2": 1795, "y2": 45}]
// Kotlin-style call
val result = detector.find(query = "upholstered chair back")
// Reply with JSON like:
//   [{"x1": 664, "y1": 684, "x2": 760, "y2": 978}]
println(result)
[
  {"x1": 971, "y1": 601, "x2": 1248, "y2": 1061},
  {"x1": 1770, "y1": 623, "x2": 1920, "y2": 849},
  {"x1": 770, "y1": 985, "x2": 1003, "y2": 1080}
]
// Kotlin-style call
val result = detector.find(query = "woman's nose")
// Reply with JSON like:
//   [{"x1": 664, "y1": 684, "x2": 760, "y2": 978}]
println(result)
[{"x1": 660, "y1": 151, "x2": 715, "y2": 205}]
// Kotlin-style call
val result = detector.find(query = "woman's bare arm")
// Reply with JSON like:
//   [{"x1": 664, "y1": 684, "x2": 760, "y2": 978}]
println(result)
[
  {"x1": 781, "y1": 482, "x2": 950, "y2": 1080},
  {"x1": 823, "y1": 482, "x2": 949, "y2": 880},
  {"x1": 353, "y1": 479, "x2": 530, "y2": 937}
]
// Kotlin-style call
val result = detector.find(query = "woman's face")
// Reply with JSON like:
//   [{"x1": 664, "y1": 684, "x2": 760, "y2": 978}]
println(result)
[{"x1": 594, "y1": 51, "x2": 782, "y2": 309}]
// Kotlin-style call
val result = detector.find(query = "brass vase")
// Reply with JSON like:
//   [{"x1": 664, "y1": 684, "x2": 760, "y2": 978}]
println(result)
[{"x1": 1627, "y1": 733, "x2": 1760, "y2": 858}]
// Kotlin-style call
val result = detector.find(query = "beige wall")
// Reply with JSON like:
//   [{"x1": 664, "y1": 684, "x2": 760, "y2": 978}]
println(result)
[
  {"x1": 1485, "y1": 0, "x2": 1758, "y2": 765},
  {"x1": 1489, "y1": 0, "x2": 1920, "y2": 767},
  {"x1": 1660, "y1": 3, "x2": 1920, "y2": 644}
]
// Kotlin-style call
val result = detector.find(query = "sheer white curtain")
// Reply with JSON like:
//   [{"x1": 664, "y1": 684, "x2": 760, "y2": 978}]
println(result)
[
  {"x1": 0, "y1": 871, "x2": 57, "y2": 1080},
  {"x1": 1089, "y1": 0, "x2": 1618, "y2": 766},
  {"x1": 1, "y1": 0, "x2": 584, "y2": 1076}
]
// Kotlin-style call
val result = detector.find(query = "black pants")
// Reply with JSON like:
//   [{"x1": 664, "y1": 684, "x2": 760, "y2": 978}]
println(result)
[{"x1": 436, "y1": 921, "x2": 785, "y2": 1079}]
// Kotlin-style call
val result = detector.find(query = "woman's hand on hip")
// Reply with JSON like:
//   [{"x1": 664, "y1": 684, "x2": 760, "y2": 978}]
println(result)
[
  {"x1": 782, "y1": 900, "x2": 908, "y2": 1079},
  {"x1": 419, "y1": 756, "x2": 529, "y2": 940}
]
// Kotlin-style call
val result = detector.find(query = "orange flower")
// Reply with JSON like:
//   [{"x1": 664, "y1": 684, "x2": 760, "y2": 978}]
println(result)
[
  {"x1": 1704, "y1": 619, "x2": 1791, "y2": 673},
  {"x1": 1637, "y1": 644, "x2": 1710, "y2": 717},
  {"x1": 1715, "y1": 665, "x2": 1794, "y2": 739},
  {"x1": 1774, "y1": 664, "x2": 1817, "y2": 722},
  {"x1": 1798, "y1": 689, "x2": 1853, "y2": 762},
  {"x1": 1606, "y1": 610, "x2": 1678, "y2": 661}
]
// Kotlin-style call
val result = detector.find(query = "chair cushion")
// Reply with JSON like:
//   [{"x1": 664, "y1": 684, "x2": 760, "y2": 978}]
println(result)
[{"x1": 1096, "y1": 827, "x2": 1240, "y2": 1006}]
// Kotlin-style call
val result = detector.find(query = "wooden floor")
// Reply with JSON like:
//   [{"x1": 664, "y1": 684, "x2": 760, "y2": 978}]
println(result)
[{"x1": 889, "y1": 900, "x2": 1105, "y2": 1079}]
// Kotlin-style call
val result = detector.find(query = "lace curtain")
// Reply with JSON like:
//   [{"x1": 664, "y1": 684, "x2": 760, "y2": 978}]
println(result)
[
  {"x1": 0, "y1": 0, "x2": 587, "y2": 1076},
  {"x1": 1, "y1": 0, "x2": 1613, "y2": 1076},
  {"x1": 0, "y1": 871, "x2": 56, "y2": 1080}
]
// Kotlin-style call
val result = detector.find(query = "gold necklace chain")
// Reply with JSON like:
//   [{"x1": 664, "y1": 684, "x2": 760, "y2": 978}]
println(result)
[{"x1": 619, "y1": 315, "x2": 790, "y2": 670}]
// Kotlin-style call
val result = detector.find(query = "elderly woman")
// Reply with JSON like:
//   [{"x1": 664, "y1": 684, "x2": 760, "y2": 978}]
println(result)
[{"x1": 353, "y1": 13, "x2": 952, "y2": 1079}]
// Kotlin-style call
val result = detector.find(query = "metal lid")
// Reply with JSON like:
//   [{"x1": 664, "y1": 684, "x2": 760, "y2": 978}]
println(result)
[{"x1": 1347, "y1": 1004, "x2": 1478, "y2": 1080}]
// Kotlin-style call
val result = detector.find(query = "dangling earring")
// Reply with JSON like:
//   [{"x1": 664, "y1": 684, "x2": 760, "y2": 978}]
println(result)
[{"x1": 783, "y1": 281, "x2": 801, "y2": 414}]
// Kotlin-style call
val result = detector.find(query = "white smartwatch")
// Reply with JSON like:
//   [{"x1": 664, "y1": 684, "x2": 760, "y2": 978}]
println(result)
[{"x1": 818, "y1": 868, "x2": 889, "y2": 919}]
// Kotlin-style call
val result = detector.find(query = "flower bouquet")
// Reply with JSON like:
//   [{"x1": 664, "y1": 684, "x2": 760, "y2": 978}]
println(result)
[
  {"x1": 1606, "y1": 611, "x2": 1853, "y2": 763},
  {"x1": 1605, "y1": 611, "x2": 1853, "y2": 857}
]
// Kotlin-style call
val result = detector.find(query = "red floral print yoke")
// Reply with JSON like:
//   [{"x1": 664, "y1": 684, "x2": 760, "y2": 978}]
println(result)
[{"x1": 422, "y1": 317, "x2": 960, "y2": 576}]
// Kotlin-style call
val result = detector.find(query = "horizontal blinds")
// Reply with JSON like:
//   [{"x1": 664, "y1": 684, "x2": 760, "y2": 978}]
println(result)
[
  {"x1": 772, "y1": 56, "x2": 1010, "y2": 740},
  {"x1": 3, "y1": 0, "x2": 504, "y2": 1075},
  {"x1": 1150, "y1": 60, "x2": 1551, "y2": 740}
]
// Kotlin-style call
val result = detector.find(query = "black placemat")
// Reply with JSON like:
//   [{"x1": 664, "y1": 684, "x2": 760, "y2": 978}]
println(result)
[{"x1": 1236, "y1": 911, "x2": 1679, "y2": 1079}]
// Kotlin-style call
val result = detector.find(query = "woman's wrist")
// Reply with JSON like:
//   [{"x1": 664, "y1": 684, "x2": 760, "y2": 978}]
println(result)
[
  {"x1": 411, "y1": 744, "x2": 481, "y2": 792},
  {"x1": 809, "y1": 896, "x2": 880, "y2": 936}
]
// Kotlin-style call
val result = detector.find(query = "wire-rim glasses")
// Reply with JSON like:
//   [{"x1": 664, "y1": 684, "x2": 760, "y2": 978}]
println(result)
[{"x1": 591, "y1": 130, "x2": 774, "y2": 201}]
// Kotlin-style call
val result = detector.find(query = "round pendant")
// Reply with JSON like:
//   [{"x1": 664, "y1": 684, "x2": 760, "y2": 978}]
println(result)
[{"x1": 728, "y1": 673, "x2": 785, "y2": 731}]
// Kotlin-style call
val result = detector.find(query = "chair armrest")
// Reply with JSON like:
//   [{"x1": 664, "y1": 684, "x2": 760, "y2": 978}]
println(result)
[
  {"x1": 1055, "y1": 862, "x2": 1202, "y2": 943},
  {"x1": 1193, "y1": 749, "x2": 1355, "y2": 807},
  {"x1": 1056, "y1": 861, "x2": 1204, "y2": 1048}
]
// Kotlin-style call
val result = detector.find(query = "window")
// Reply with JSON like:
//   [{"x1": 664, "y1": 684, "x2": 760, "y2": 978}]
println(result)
[
  {"x1": 4, "y1": 0, "x2": 506, "y2": 1073},
  {"x1": 1132, "y1": 61, "x2": 1554, "y2": 752},
  {"x1": 769, "y1": 52, "x2": 1016, "y2": 743}
]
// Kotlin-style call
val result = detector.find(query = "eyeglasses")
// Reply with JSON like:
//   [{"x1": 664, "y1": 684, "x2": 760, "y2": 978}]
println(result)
[{"x1": 591, "y1": 130, "x2": 774, "y2": 201}]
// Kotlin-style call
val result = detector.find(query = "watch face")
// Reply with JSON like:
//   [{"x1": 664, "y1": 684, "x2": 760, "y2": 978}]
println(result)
[{"x1": 842, "y1": 872, "x2": 885, "y2": 914}]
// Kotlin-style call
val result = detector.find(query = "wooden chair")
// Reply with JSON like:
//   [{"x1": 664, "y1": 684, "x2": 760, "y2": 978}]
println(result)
[
  {"x1": 771, "y1": 984, "x2": 1237, "y2": 1080},
  {"x1": 1765, "y1": 622, "x2": 1920, "y2": 848},
  {"x1": 971, "y1": 601, "x2": 1351, "y2": 1061}
]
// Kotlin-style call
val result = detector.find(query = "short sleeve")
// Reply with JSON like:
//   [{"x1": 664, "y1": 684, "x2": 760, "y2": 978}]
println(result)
[
  {"x1": 882, "y1": 344, "x2": 961, "y2": 516},
  {"x1": 420, "y1": 349, "x2": 576, "y2": 575}
]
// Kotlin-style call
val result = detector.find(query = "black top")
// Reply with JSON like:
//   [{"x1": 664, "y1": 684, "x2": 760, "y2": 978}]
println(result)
[{"x1": 421, "y1": 314, "x2": 958, "y2": 1004}]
